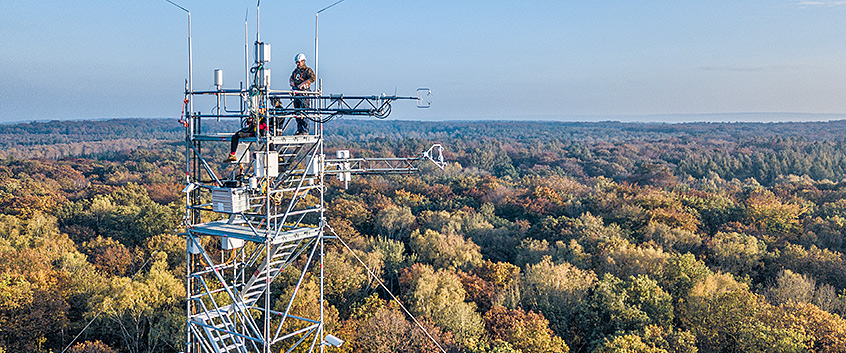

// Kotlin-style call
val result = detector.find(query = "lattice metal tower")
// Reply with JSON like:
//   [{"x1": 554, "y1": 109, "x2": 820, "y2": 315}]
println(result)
[{"x1": 180, "y1": 14, "x2": 442, "y2": 353}]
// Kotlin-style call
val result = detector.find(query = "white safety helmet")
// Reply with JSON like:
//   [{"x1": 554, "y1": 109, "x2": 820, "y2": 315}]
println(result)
[{"x1": 295, "y1": 53, "x2": 306, "y2": 63}]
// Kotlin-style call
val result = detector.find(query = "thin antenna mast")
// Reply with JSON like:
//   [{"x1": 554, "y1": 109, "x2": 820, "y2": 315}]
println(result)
[
  {"x1": 245, "y1": 10, "x2": 249, "y2": 90},
  {"x1": 161, "y1": 3, "x2": 192, "y2": 353},
  {"x1": 164, "y1": 0, "x2": 193, "y2": 135},
  {"x1": 256, "y1": 0, "x2": 261, "y2": 43},
  {"x1": 315, "y1": 0, "x2": 347, "y2": 92}
]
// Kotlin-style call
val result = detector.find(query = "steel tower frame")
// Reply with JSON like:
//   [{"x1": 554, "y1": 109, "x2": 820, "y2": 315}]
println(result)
[{"x1": 181, "y1": 37, "x2": 442, "y2": 353}]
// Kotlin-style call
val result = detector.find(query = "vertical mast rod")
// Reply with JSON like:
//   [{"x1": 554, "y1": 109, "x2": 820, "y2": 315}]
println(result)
[
  {"x1": 315, "y1": 0, "x2": 347, "y2": 92},
  {"x1": 245, "y1": 11, "x2": 249, "y2": 93}
]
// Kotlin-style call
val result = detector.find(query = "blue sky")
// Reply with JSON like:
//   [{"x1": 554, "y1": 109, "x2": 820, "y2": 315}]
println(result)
[{"x1": 2, "y1": 1, "x2": 846, "y2": 123}]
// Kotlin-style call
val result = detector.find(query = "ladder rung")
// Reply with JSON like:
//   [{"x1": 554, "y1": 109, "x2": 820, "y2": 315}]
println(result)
[
  {"x1": 270, "y1": 253, "x2": 292, "y2": 261},
  {"x1": 245, "y1": 285, "x2": 265, "y2": 294},
  {"x1": 213, "y1": 333, "x2": 232, "y2": 341},
  {"x1": 219, "y1": 343, "x2": 241, "y2": 352},
  {"x1": 267, "y1": 260, "x2": 288, "y2": 268},
  {"x1": 274, "y1": 247, "x2": 295, "y2": 253},
  {"x1": 245, "y1": 283, "x2": 270, "y2": 293},
  {"x1": 250, "y1": 275, "x2": 269, "y2": 284}
]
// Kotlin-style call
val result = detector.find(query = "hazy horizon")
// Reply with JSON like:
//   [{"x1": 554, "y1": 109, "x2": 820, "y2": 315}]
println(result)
[
  {"x1": 4, "y1": 112, "x2": 845, "y2": 125},
  {"x1": 3, "y1": 1, "x2": 846, "y2": 123}
]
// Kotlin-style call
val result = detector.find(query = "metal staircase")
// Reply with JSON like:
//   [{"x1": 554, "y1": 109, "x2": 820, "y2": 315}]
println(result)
[
  {"x1": 238, "y1": 235, "x2": 310, "y2": 308},
  {"x1": 194, "y1": 306, "x2": 248, "y2": 353}
]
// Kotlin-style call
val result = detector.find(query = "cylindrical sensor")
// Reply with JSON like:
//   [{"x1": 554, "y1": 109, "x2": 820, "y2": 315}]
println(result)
[{"x1": 214, "y1": 68, "x2": 223, "y2": 89}]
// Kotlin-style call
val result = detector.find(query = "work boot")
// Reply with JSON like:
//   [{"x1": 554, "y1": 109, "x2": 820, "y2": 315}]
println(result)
[
  {"x1": 225, "y1": 154, "x2": 237, "y2": 162},
  {"x1": 295, "y1": 130, "x2": 308, "y2": 136}
]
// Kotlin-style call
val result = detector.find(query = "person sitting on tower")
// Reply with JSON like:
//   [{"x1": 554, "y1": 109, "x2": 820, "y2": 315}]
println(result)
[
  {"x1": 290, "y1": 53, "x2": 315, "y2": 135},
  {"x1": 225, "y1": 111, "x2": 267, "y2": 163}
]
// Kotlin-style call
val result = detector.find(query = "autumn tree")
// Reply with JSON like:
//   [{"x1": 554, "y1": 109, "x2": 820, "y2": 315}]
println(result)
[
  {"x1": 518, "y1": 257, "x2": 596, "y2": 339},
  {"x1": 351, "y1": 306, "x2": 455, "y2": 353},
  {"x1": 400, "y1": 264, "x2": 485, "y2": 349},
  {"x1": 639, "y1": 222, "x2": 701, "y2": 255},
  {"x1": 764, "y1": 269, "x2": 845, "y2": 314},
  {"x1": 322, "y1": 248, "x2": 378, "y2": 315},
  {"x1": 87, "y1": 253, "x2": 185, "y2": 353},
  {"x1": 82, "y1": 236, "x2": 132, "y2": 276},
  {"x1": 576, "y1": 274, "x2": 674, "y2": 350},
  {"x1": 767, "y1": 301, "x2": 846, "y2": 353},
  {"x1": 765, "y1": 269, "x2": 816, "y2": 306},
  {"x1": 0, "y1": 213, "x2": 77, "y2": 353},
  {"x1": 657, "y1": 253, "x2": 711, "y2": 300},
  {"x1": 374, "y1": 206, "x2": 416, "y2": 240},
  {"x1": 484, "y1": 305, "x2": 569, "y2": 353},
  {"x1": 705, "y1": 231, "x2": 766, "y2": 275},
  {"x1": 592, "y1": 334, "x2": 665, "y2": 353},
  {"x1": 676, "y1": 272, "x2": 808, "y2": 352},
  {"x1": 68, "y1": 340, "x2": 119, "y2": 353},
  {"x1": 57, "y1": 183, "x2": 180, "y2": 247},
  {"x1": 776, "y1": 243, "x2": 846, "y2": 289},
  {"x1": 368, "y1": 236, "x2": 413, "y2": 291},
  {"x1": 410, "y1": 229, "x2": 483, "y2": 271},
  {"x1": 743, "y1": 188, "x2": 805, "y2": 236}
]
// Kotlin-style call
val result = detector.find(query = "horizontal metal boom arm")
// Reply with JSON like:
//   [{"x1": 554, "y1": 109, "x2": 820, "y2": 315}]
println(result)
[{"x1": 324, "y1": 144, "x2": 445, "y2": 175}]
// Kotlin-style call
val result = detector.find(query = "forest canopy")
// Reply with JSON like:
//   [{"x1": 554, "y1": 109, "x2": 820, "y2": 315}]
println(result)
[{"x1": 2, "y1": 118, "x2": 846, "y2": 353}]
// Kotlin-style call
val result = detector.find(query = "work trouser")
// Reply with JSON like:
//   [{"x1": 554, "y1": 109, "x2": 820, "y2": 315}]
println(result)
[{"x1": 293, "y1": 94, "x2": 310, "y2": 133}]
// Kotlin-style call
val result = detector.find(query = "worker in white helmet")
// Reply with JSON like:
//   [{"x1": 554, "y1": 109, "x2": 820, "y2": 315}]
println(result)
[{"x1": 289, "y1": 53, "x2": 315, "y2": 135}]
